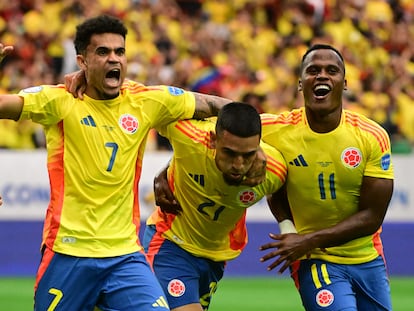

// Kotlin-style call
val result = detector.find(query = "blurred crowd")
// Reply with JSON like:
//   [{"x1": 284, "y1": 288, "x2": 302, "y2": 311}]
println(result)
[{"x1": 0, "y1": 0, "x2": 413, "y2": 153}]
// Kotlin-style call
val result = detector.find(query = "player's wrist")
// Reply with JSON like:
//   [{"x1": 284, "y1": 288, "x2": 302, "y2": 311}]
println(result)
[{"x1": 278, "y1": 219, "x2": 297, "y2": 234}]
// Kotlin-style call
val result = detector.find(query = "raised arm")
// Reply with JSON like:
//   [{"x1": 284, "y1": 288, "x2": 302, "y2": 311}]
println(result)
[
  {"x1": 0, "y1": 43, "x2": 14, "y2": 63},
  {"x1": 0, "y1": 44, "x2": 24, "y2": 120}
]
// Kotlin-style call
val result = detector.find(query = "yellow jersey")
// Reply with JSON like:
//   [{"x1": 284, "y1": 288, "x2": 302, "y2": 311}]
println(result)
[
  {"x1": 261, "y1": 108, "x2": 394, "y2": 264},
  {"x1": 18, "y1": 81, "x2": 195, "y2": 257},
  {"x1": 147, "y1": 118, "x2": 287, "y2": 261}
]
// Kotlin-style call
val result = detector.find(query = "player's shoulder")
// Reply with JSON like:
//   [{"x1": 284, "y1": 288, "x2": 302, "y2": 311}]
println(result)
[
  {"x1": 343, "y1": 109, "x2": 389, "y2": 135},
  {"x1": 19, "y1": 84, "x2": 74, "y2": 103},
  {"x1": 261, "y1": 142, "x2": 287, "y2": 180},
  {"x1": 260, "y1": 108, "x2": 305, "y2": 128},
  {"x1": 343, "y1": 109, "x2": 391, "y2": 151},
  {"x1": 20, "y1": 84, "x2": 66, "y2": 95},
  {"x1": 121, "y1": 79, "x2": 164, "y2": 94},
  {"x1": 121, "y1": 80, "x2": 188, "y2": 97}
]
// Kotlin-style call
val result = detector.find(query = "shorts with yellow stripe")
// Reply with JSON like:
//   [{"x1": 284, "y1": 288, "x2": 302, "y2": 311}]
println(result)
[{"x1": 290, "y1": 257, "x2": 391, "y2": 310}]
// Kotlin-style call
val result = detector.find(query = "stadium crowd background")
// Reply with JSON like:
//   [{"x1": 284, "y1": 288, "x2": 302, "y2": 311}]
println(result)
[{"x1": 0, "y1": 0, "x2": 413, "y2": 153}]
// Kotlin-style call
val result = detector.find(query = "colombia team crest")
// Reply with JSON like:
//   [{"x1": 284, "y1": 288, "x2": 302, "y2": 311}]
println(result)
[
  {"x1": 167, "y1": 279, "x2": 186, "y2": 297},
  {"x1": 341, "y1": 147, "x2": 362, "y2": 169},
  {"x1": 119, "y1": 114, "x2": 138, "y2": 134},
  {"x1": 316, "y1": 289, "x2": 334, "y2": 307},
  {"x1": 238, "y1": 190, "x2": 257, "y2": 204}
]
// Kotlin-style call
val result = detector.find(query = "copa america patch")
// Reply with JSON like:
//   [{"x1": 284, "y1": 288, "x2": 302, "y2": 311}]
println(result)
[
  {"x1": 22, "y1": 86, "x2": 43, "y2": 93},
  {"x1": 238, "y1": 190, "x2": 257, "y2": 204},
  {"x1": 167, "y1": 279, "x2": 186, "y2": 297},
  {"x1": 119, "y1": 114, "x2": 138, "y2": 134},
  {"x1": 341, "y1": 147, "x2": 362, "y2": 169},
  {"x1": 381, "y1": 153, "x2": 391, "y2": 170},
  {"x1": 168, "y1": 86, "x2": 184, "y2": 96},
  {"x1": 316, "y1": 289, "x2": 334, "y2": 307}
]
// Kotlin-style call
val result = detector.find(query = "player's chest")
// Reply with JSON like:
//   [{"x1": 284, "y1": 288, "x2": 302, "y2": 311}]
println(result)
[
  {"x1": 280, "y1": 131, "x2": 366, "y2": 186},
  {"x1": 61, "y1": 104, "x2": 151, "y2": 146}
]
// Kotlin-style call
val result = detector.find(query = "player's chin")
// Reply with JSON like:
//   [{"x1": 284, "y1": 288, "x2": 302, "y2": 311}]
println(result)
[
  {"x1": 102, "y1": 88, "x2": 121, "y2": 99},
  {"x1": 223, "y1": 174, "x2": 243, "y2": 186}
]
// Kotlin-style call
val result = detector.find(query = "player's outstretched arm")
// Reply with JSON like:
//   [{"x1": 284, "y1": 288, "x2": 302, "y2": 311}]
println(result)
[{"x1": 0, "y1": 194, "x2": 3, "y2": 206}]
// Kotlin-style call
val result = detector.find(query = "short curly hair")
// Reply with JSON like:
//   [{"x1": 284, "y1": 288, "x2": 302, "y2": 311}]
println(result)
[{"x1": 74, "y1": 15, "x2": 128, "y2": 55}]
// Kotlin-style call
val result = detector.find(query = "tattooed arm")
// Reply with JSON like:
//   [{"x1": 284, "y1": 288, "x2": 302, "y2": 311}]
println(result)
[{"x1": 192, "y1": 92, "x2": 232, "y2": 119}]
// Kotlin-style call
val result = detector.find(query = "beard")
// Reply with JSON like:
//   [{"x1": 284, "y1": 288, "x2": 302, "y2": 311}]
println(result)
[{"x1": 223, "y1": 173, "x2": 243, "y2": 186}]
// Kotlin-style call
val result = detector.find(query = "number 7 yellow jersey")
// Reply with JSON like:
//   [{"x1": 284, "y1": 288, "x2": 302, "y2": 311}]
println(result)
[{"x1": 18, "y1": 81, "x2": 195, "y2": 258}]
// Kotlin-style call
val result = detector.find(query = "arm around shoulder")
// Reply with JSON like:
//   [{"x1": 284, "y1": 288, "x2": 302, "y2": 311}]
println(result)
[{"x1": 192, "y1": 92, "x2": 232, "y2": 119}]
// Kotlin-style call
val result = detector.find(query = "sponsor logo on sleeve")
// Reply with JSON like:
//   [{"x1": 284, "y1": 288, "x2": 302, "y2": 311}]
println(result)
[
  {"x1": 381, "y1": 153, "x2": 391, "y2": 170},
  {"x1": 23, "y1": 86, "x2": 43, "y2": 93},
  {"x1": 168, "y1": 86, "x2": 184, "y2": 96}
]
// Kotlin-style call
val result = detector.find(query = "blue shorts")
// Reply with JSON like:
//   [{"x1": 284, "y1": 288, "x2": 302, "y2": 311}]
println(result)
[
  {"x1": 34, "y1": 247, "x2": 169, "y2": 311},
  {"x1": 291, "y1": 257, "x2": 392, "y2": 310},
  {"x1": 144, "y1": 224, "x2": 225, "y2": 310}
]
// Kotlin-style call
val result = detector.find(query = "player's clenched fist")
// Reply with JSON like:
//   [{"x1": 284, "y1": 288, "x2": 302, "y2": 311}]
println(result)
[{"x1": 0, "y1": 43, "x2": 14, "y2": 62}]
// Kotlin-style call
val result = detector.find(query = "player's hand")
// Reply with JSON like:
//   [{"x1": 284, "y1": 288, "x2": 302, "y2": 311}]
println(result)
[
  {"x1": 0, "y1": 43, "x2": 14, "y2": 63},
  {"x1": 241, "y1": 148, "x2": 266, "y2": 186},
  {"x1": 259, "y1": 233, "x2": 311, "y2": 274},
  {"x1": 64, "y1": 70, "x2": 86, "y2": 99},
  {"x1": 0, "y1": 194, "x2": 3, "y2": 206},
  {"x1": 153, "y1": 167, "x2": 182, "y2": 215}
]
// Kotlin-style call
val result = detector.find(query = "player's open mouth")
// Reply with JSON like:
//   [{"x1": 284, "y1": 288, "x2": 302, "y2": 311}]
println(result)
[
  {"x1": 230, "y1": 173, "x2": 242, "y2": 180},
  {"x1": 105, "y1": 69, "x2": 121, "y2": 87},
  {"x1": 313, "y1": 84, "x2": 330, "y2": 97}
]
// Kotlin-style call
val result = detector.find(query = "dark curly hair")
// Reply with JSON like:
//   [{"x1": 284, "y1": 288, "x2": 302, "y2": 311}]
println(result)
[{"x1": 74, "y1": 15, "x2": 128, "y2": 55}]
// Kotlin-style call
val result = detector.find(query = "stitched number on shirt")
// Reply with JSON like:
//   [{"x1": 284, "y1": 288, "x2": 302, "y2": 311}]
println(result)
[
  {"x1": 105, "y1": 142, "x2": 118, "y2": 172},
  {"x1": 197, "y1": 199, "x2": 225, "y2": 221},
  {"x1": 47, "y1": 288, "x2": 63, "y2": 311},
  {"x1": 318, "y1": 173, "x2": 336, "y2": 199}
]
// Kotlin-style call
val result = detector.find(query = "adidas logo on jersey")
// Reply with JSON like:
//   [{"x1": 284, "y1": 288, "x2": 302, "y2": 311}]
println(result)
[
  {"x1": 189, "y1": 173, "x2": 205, "y2": 186},
  {"x1": 80, "y1": 115, "x2": 96, "y2": 127},
  {"x1": 152, "y1": 296, "x2": 169, "y2": 308},
  {"x1": 289, "y1": 154, "x2": 308, "y2": 167}
]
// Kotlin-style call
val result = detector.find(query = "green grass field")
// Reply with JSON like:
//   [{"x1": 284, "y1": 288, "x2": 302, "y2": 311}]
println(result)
[{"x1": 0, "y1": 276, "x2": 412, "y2": 310}]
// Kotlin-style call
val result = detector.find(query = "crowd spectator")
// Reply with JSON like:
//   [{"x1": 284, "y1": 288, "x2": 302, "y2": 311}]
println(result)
[{"x1": 0, "y1": 0, "x2": 413, "y2": 152}]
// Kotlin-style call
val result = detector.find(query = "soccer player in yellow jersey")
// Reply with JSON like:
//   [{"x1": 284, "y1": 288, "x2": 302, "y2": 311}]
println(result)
[
  {"x1": 144, "y1": 102, "x2": 287, "y2": 311},
  {"x1": 0, "y1": 14, "x2": 240, "y2": 311},
  {"x1": 260, "y1": 44, "x2": 394, "y2": 310}
]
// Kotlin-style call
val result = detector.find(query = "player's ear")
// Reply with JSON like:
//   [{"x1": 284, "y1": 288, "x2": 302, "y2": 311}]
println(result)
[
  {"x1": 76, "y1": 55, "x2": 87, "y2": 70},
  {"x1": 343, "y1": 78, "x2": 347, "y2": 90},
  {"x1": 298, "y1": 80, "x2": 303, "y2": 92},
  {"x1": 210, "y1": 131, "x2": 217, "y2": 148}
]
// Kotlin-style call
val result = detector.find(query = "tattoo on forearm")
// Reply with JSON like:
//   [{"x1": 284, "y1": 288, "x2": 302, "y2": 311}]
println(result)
[{"x1": 193, "y1": 93, "x2": 230, "y2": 119}]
